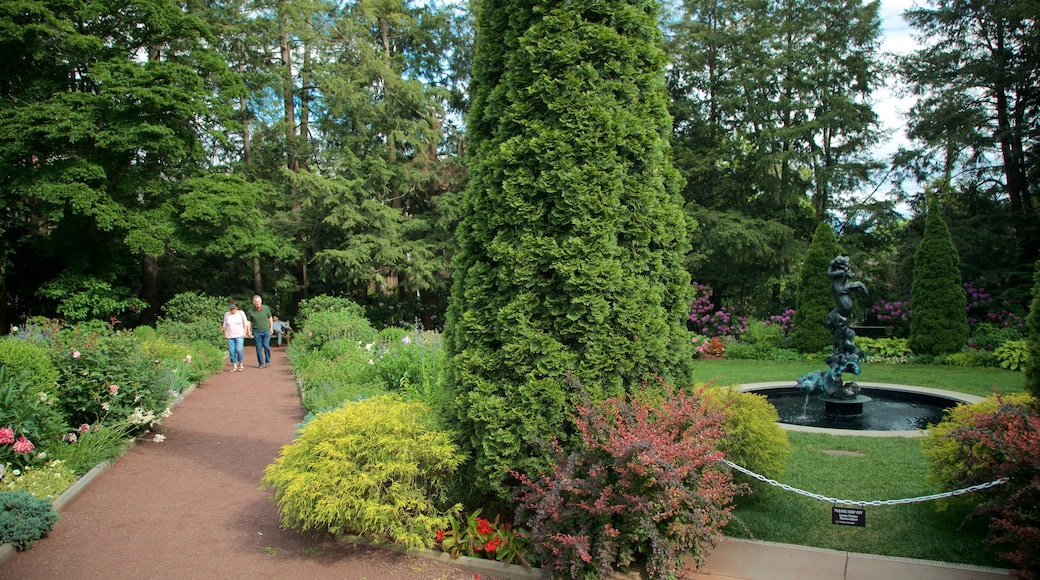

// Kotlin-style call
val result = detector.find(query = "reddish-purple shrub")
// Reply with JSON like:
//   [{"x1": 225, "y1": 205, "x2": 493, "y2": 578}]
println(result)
[
  {"x1": 512, "y1": 383, "x2": 742, "y2": 579},
  {"x1": 688, "y1": 283, "x2": 748, "y2": 338},
  {"x1": 945, "y1": 398, "x2": 1040, "y2": 578}
]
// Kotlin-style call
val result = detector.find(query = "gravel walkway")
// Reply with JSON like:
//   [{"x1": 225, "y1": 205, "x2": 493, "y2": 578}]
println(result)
[{"x1": 0, "y1": 347, "x2": 512, "y2": 580}]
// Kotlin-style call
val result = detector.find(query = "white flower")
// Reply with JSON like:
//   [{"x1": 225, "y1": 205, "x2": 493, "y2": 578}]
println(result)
[
  {"x1": 365, "y1": 343, "x2": 374, "y2": 351},
  {"x1": 368, "y1": 359, "x2": 375, "y2": 365},
  {"x1": 401, "y1": 335, "x2": 412, "y2": 345},
  {"x1": 153, "y1": 434, "x2": 166, "y2": 443},
  {"x1": 128, "y1": 407, "x2": 157, "y2": 426}
]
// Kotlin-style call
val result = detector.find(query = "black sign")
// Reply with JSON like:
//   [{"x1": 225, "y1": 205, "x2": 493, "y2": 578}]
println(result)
[{"x1": 832, "y1": 506, "x2": 866, "y2": 527}]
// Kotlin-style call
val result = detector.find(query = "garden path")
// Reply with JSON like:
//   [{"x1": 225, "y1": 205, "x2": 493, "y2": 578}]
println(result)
[{"x1": 0, "y1": 347, "x2": 509, "y2": 580}]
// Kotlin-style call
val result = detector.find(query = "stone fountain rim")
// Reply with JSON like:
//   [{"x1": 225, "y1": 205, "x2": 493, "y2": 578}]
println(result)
[{"x1": 738, "y1": 382, "x2": 986, "y2": 438}]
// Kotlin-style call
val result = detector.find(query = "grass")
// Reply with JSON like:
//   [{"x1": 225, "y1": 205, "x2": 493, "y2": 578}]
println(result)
[
  {"x1": 694, "y1": 358, "x2": 1025, "y2": 568},
  {"x1": 692, "y1": 358, "x2": 1025, "y2": 397}
]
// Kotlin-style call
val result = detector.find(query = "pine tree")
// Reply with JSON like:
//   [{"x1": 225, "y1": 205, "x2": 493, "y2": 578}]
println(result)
[
  {"x1": 791, "y1": 222, "x2": 842, "y2": 353},
  {"x1": 1024, "y1": 260, "x2": 1040, "y2": 399},
  {"x1": 909, "y1": 193, "x2": 968, "y2": 355},
  {"x1": 444, "y1": 0, "x2": 693, "y2": 497}
]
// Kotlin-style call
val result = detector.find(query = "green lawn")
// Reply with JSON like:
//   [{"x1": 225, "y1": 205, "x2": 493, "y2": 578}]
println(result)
[
  {"x1": 692, "y1": 358, "x2": 1024, "y2": 397},
  {"x1": 693, "y1": 359, "x2": 1024, "y2": 568}
]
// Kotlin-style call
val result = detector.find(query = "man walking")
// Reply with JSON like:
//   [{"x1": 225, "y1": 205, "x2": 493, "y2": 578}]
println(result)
[{"x1": 247, "y1": 294, "x2": 274, "y2": 368}]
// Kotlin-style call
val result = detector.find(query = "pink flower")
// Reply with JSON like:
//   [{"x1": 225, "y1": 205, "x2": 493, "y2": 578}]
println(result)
[
  {"x1": 79, "y1": 423, "x2": 91, "y2": 433},
  {"x1": 63, "y1": 432, "x2": 78, "y2": 443},
  {"x1": 12, "y1": 436, "x2": 35, "y2": 454},
  {"x1": 109, "y1": 384, "x2": 119, "y2": 394},
  {"x1": 0, "y1": 426, "x2": 14, "y2": 445},
  {"x1": 72, "y1": 349, "x2": 81, "y2": 359},
  {"x1": 183, "y1": 354, "x2": 192, "y2": 363}
]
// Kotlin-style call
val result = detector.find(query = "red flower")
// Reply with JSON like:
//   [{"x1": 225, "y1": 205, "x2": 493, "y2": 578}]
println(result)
[
  {"x1": 435, "y1": 529, "x2": 446, "y2": 543},
  {"x1": 475, "y1": 517, "x2": 494, "y2": 535},
  {"x1": 0, "y1": 427, "x2": 14, "y2": 445},
  {"x1": 483, "y1": 537, "x2": 503, "y2": 552},
  {"x1": 12, "y1": 436, "x2": 35, "y2": 454}
]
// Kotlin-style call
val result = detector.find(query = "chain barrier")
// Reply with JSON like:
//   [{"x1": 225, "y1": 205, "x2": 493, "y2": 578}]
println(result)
[{"x1": 719, "y1": 459, "x2": 1007, "y2": 507}]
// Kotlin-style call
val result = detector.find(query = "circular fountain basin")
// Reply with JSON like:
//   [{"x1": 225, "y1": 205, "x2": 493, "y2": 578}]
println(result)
[{"x1": 739, "y1": 382, "x2": 986, "y2": 437}]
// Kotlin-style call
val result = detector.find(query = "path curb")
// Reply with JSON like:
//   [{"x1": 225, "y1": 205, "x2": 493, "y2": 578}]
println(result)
[{"x1": 336, "y1": 534, "x2": 540, "y2": 580}]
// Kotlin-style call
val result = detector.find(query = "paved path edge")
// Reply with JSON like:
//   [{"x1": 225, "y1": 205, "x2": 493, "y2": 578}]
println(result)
[{"x1": 0, "y1": 383, "x2": 201, "y2": 566}]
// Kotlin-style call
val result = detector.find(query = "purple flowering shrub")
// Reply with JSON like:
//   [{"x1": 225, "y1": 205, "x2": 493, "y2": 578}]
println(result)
[
  {"x1": 688, "y1": 283, "x2": 748, "y2": 339},
  {"x1": 867, "y1": 300, "x2": 911, "y2": 337},
  {"x1": 868, "y1": 277, "x2": 1024, "y2": 344},
  {"x1": 964, "y1": 277, "x2": 1026, "y2": 337},
  {"x1": 762, "y1": 307, "x2": 795, "y2": 337}
]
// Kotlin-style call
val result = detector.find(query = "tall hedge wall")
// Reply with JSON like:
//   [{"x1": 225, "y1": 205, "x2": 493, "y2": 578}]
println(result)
[{"x1": 444, "y1": 0, "x2": 694, "y2": 496}]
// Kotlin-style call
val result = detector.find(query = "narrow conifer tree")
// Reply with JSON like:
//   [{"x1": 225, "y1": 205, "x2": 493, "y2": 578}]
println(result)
[
  {"x1": 444, "y1": 0, "x2": 693, "y2": 496},
  {"x1": 791, "y1": 222, "x2": 842, "y2": 353},
  {"x1": 1024, "y1": 260, "x2": 1040, "y2": 399},
  {"x1": 909, "y1": 193, "x2": 968, "y2": 355}
]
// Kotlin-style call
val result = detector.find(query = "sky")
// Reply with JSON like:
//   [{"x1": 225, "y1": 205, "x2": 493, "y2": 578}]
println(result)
[{"x1": 875, "y1": 0, "x2": 919, "y2": 159}]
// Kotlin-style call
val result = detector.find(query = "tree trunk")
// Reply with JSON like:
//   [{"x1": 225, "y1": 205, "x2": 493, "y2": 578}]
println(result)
[
  {"x1": 141, "y1": 254, "x2": 158, "y2": 326},
  {"x1": 253, "y1": 257, "x2": 263, "y2": 295}
]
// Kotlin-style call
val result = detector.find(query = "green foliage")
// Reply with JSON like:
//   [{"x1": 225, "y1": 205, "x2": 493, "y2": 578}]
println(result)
[
  {"x1": 50, "y1": 326, "x2": 179, "y2": 429},
  {"x1": 446, "y1": 0, "x2": 694, "y2": 499},
  {"x1": 857, "y1": 337, "x2": 912, "y2": 363},
  {"x1": 514, "y1": 386, "x2": 740, "y2": 579},
  {"x1": 290, "y1": 309, "x2": 377, "y2": 352},
  {"x1": 46, "y1": 424, "x2": 135, "y2": 477},
  {"x1": 723, "y1": 321, "x2": 802, "y2": 361},
  {"x1": 261, "y1": 395, "x2": 465, "y2": 549},
  {"x1": 1025, "y1": 260, "x2": 1040, "y2": 398},
  {"x1": 134, "y1": 328, "x2": 222, "y2": 384},
  {"x1": 1, "y1": 460, "x2": 77, "y2": 501},
  {"x1": 701, "y1": 386, "x2": 791, "y2": 479},
  {"x1": 371, "y1": 329, "x2": 447, "y2": 407},
  {"x1": 436, "y1": 509, "x2": 536, "y2": 569},
  {"x1": 35, "y1": 274, "x2": 148, "y2": 324},
  {"x1": 0, "y1": 369, "x2": 66, "y2": 470},
  {"x1": 925, "y1": 398, "x2": 1040, "y2": 575},
  {"x1": 791, "y1": 222, "x2": 842, "y2": 353},
  {"x1": 0, "y1": 339, "x2": 59, "y2": 396},
  {"x1": 920, "y1": 393, "x2": 1035, "y2": 491},
  {"x1": 156, "y1": 292, "x2": 232, "y2": 351},
  {"x1": 994, "y1": 339, "x2": 1028, "y2": 371},
  {"x1": 936, "y1": 349, "x2": 998, "y2": 368},
  {"x1": 970, "y1": 322, "x2": 1023, "y2": 351},
  {"x1": 0, "y1": 490, "x2": 60, "y2": 551},
  {"x1": 294, "y1": 295, "x2": 368, "y2": 327},
  {"x1": 909, "y1": 194, "x2": 969, "y2": 355},
  {"x1": 288, "y1": 309, "x2": 384, "y2": 414}
]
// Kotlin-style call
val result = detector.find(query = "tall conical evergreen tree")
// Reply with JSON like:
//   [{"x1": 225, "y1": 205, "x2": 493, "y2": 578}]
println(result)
[
  {"x1": 1024, "y1": 260, "x2": 1040, "y2": 399},
  {"x1": 791, "y1": 222, "x2": 842, "y2": 353},
  {"x1": 909, "y1": 193, "x2": 968, "y2": 355},
  {"x1": 444, "y1": 0, "x2": 693, "y2": 496}
]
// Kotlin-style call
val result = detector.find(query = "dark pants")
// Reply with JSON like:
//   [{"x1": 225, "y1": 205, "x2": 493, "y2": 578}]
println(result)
[{"x1": 253, "y1": 330, "x2": 271, "y2": 366}]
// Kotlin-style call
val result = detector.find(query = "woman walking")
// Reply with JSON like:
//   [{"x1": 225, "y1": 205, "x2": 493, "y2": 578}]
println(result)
[{"x1": 223, "y1": 301, "x2": 249, "y2": 372}]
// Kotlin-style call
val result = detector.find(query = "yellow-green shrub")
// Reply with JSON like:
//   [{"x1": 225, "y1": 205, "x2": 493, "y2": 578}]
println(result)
[
  {"x1": 1, "y1": 460, "x2": 77, "y2": 501},
  {"x1": 921, "y1": 392, "x2": 1035, "y2": 491},
  {"x1": 701, "y1": 385, "x2": 790, "y2": 479},
  {"x1": 0, "y1": 338, "x2": 59, "y2": 396},
  {"x1": 261, "y1": 395, "x2": 464, "y2": 548}
]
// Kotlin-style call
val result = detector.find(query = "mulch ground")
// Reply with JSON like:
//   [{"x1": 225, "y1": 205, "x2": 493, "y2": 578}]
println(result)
[{"x1": 0, "y1": 347, "x2": 510, "y2": 580}]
